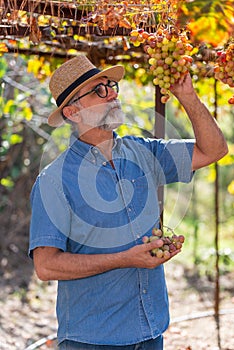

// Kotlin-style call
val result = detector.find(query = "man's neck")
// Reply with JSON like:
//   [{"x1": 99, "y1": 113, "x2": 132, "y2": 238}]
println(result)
[{"x1": 78, "y1": 128, "x2": 114, "y2": 161}]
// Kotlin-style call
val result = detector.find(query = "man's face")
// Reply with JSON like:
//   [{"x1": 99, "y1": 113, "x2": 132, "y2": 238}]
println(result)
[{"x1": 75, "y1": 77, "x2": 125, "y2": 131}]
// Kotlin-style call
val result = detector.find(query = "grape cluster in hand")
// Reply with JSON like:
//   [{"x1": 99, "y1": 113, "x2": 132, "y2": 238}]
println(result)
[
  {"x1": 130, "y1": 27, "x2": 194, "y2": 103},
  {"x1": 214, "y1": 42, "x2": 234, "y2": 104},
  {"x1": 143, "y1": 227, "x2": 185, "y2": 259}
]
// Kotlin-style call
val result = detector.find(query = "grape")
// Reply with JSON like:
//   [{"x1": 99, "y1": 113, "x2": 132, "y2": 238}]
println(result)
[
  {"x1": 142, "y1": 236, "x2": 149, "y2": 244},
  {"x1": 130, "y1": 26, "x2": 194, "y2": 103},
  {"x1": 163, "y1": 244, "x2": 170, "y2": 251},
  {"x1": 163, "y1": 250, "x2": 171, "y2": 259},
  {"x1": 214, "y1": 42, "x2": 234, "y2": 104},
  {"x1": 143, "y1": 226, "x2": 185, "y2": 257},
  {"x1": 151, "y1": 248, "x2": 164, "y2": 258},
  {"x1": 228, "y1": 96, "x2": 234, "y2": 104},
  {"x1": 152, "y1": 228, "x2": 163, "y2": 237},
  {"x1": 178, "y1": 235, "x2": 185, "y2": 243}
]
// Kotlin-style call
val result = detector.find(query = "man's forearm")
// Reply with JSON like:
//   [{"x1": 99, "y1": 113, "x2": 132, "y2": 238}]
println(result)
[
  {"x1": 170, "y1": 74, "x2": 228, "y2": 170},
  {"x1": 33, "y1": 247, "x2": 127, "y2": 281},
  {"x1": 181, "y1": 93, "x2": 228, "y2": 169},
  {"x1": 33, "y1": 239, "x2": 178, "y2": 281}
]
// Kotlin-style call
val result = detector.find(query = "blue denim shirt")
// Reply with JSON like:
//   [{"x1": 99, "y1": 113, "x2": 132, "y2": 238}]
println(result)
[{"x1": 29, "y1": 132, "x2": 194, "y2": 346}]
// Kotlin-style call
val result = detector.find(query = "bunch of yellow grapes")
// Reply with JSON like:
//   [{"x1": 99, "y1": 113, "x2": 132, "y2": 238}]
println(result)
[
  {"x1": 130, "y1": 27, "x2": 194, "y2": 103},
  {"x1": 214, "y1": 42, "x2": 234, "y2": 104}
]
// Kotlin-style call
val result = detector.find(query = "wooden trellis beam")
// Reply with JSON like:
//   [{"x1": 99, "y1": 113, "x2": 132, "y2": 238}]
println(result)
[
  {"x1": 2, "y1": 0, "x2": 85, "y2": 19},
  {"x1": 4, "y1": 42, "x2": 148, "y2": 63},
  {"x1": 0, "y1": 23, "x2": 131, "y2": 38}
]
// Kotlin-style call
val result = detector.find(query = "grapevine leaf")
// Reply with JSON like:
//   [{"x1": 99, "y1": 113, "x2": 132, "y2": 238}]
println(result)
[
  {"x1": 0, "y1": 177, "x2": 14, "y2": 188},
  {"x1": 9, "y1": 134, "x2": 23, "y2": 145},
  {"x1": 227, "y1": 180, "x2": 234, "y2": 195}
]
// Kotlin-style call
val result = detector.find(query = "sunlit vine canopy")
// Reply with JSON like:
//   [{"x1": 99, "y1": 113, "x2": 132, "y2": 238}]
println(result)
[{"x1": 0, "y1": 0, "x2": 234, "y2": 65}]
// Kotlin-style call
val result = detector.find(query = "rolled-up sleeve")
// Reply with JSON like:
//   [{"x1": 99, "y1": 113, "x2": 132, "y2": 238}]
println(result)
[
  {"x1": 29, "y1": 172, "x2": 70, "y2": 258},
  {"x1": 153, "y1": 139, "x2": 195, "y2": 185}
]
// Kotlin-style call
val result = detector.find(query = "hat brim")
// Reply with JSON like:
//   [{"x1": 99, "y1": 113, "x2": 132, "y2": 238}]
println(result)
[{"x1": 48, "y1": 65, "x2": 125, "y2": 127}]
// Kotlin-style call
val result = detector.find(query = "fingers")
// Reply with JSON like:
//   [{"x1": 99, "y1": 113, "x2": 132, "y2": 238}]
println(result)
[
  {"x1": 151, "y1": 248, "x2": 181, "y2": 263},
  {"x1": 142, "y1": 239, "x2": 182, "y2": 262},
  {"x1": 144, "y1": 240, "x2": 181, "y2": 258},
  {"x1": 144, "y1": 238, "x2": 164, "y2": 251},
  {"x1": 178, "y1": 71, "x2": 190, "y2": 84},
  {"x1": 169, "y1": 249, "x2": 181, "y2": 258},
  {"x1": 170, "y1": 72, "x2": 190, "y2": 89}
]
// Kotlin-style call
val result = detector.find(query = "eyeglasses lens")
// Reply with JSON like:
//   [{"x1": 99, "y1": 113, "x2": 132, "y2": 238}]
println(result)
[
  {"x1": 95, "y1": 81, "x2": 119, "y2": 98},
  {"x1": 95, "y1": 85, "x2": 107, "y2": 98},
  {"x1": 108, "y1": 81, "x2": 119, "y2": 93}
]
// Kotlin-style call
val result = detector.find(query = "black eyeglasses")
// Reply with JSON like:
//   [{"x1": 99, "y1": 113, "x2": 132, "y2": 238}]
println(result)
[{"x1": 71, "y1": 80, "x2": 119, "y2": 103}]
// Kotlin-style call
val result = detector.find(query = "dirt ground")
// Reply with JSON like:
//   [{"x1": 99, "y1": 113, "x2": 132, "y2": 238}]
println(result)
[{"x1": 0, "y1": 253, "x2": 233, "y2": 350}]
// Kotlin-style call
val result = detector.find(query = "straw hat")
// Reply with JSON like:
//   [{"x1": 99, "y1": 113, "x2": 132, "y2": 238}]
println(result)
[{"x1": 48, "y1": 55, "x2": 125, "y2": 127}]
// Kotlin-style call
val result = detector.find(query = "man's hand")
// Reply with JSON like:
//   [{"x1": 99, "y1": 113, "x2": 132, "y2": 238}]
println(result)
[
  {"x1": 170, "y1": 73, "x2": 196, "y2": 102},
  {"x1": 122, "y1": 239, "x2": 182, "y2": 269}
]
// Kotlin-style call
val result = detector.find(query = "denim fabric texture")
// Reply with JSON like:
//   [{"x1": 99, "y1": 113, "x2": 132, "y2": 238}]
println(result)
[
  {"x1": 29, "y1": 132, "x2": 194, "y2": 346},
  {"x1": 59, "y1": 336, "x2": 163, "y2": 349}
]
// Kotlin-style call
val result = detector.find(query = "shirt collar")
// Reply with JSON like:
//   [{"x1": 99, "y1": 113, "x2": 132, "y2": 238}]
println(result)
[
  {"x1": 112, "y1": 131, "x2": 123, "y2": 153},
  {"x1": 69, "y1": 131, "x2": 122, "y2": 161}
]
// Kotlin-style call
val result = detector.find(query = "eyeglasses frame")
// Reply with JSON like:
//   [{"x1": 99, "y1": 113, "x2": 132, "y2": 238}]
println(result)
[{"x1": 70, "y1": 80, "x2": 119, "y2": 104}]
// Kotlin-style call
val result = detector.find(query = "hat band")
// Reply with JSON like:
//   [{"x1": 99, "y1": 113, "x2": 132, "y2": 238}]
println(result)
[{"x1": 56, "y1": 68, "x2": 101, "y2": 107}]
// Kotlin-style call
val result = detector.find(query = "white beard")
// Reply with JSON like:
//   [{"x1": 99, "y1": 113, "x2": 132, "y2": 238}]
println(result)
[{"x1": 79, "y1": 100, "x2": 125, "y2": 131}]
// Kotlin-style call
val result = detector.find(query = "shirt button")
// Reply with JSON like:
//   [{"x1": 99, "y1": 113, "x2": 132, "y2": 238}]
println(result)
[
  {"x1": 102, "y1": 162, "x2": 107, "y2": 166},
  {"x1": 143, "y1": 289, "x2": 147, "y2": 294},
  {"x1": 128, "y1": 207, "x2": 131, "y2": 212},
  {"x1": 136, "y1": 234, "x2": 140, "y2": 239},
  {"x1": 131, "y1": 179, "x2": 135, "y2": 183},
  {"x1": 94, "y1": 149, "x2": 98, "y2": 154},
  {"x1": 92, "y1": 159, "x2": 96, "y2": 164}
]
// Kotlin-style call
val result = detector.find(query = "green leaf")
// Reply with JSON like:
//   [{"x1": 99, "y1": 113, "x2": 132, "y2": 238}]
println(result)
[
  {"x1": 0, "y1": 56, "x2": 7, "y2": 79},
  {"x1": 3, "y1": 99, "x2": 16, "y2": 114},
  {"x1": 23, "y1": 106, "x2": 33, "y2": 121},
  {"x1": 9, "y1": 134, "x2": 23, "y2": 145},
  {"x1": 218, "y1": 153, "x2": 234, "y2": 166},
  {"x1": 0, "y1": 177, "x2": 14, "y2": 188},
  {"x1": 228, "y1": 180, "x2": 234, "y2": 195}
]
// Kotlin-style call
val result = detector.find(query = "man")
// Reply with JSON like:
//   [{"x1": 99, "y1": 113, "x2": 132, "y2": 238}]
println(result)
[{"x1": 29, "y1": 55, "x2": 228, "y2": 350}]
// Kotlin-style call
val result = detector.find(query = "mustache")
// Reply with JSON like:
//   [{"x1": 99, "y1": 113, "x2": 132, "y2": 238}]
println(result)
[
  {"x1": 107, "y1": 100, "x2": 122, "y2": 110},
  {"x1": 72, "y1": 100, "x2": 122, "y2": 120},
  {"x1": 104, "y1": 100, "x2": 122, "y2": 117}
]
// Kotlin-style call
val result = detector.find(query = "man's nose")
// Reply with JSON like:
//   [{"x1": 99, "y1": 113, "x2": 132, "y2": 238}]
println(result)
[{"x1": 106, "y1": 87, "x2": 118, "y2": 101}]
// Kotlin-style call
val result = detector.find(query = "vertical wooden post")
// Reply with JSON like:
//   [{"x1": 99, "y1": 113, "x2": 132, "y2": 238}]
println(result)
[
  {"x1": 213, "y1": 79, "x2": 221, "y2": 348},
  {"x1": 154, "y1": 85, "x2": 165, "y2": 227}
]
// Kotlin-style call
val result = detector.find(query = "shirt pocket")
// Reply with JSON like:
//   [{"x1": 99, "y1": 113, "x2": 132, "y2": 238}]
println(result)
[
  {"x1": 130, "y1": 172, "x2": 158, "y2": 212},
  {"x1": 126, "y1": 172, "x2": 159, "y2": 235}
]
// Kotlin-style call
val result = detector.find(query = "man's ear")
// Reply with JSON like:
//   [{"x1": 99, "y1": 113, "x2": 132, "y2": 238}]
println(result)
[{"x1": 62, "y1": 105, "x2": 81, "y2": 123}]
